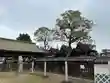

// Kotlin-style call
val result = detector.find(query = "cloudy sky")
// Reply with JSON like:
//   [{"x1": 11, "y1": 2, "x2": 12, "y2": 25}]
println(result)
[{"x1": 0, "y1": 0, "x2": 109, "y2": 52}]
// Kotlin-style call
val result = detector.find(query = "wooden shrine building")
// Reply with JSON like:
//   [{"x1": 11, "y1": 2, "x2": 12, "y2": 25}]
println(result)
[{"x1": 0, "y1": 37, "x2": 48, "y2": 72}]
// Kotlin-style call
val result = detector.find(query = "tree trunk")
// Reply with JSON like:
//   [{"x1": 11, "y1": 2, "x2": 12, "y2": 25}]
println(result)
[
  {"x1": 68, "y1": 33, "x2": 72, "y2": 48},
  {"x1": 69, "y1": 41, "x2": 71, "y2": 48},
  {"x1": 68, "y1": 36, "x2": 72, "y2": 49},
  {"x1": 66, "y1": 36, "x2": 72, "y2": 57},
  {"x1": 44, "y1": 39, "x2": 46, "y2": 50},
  {"x1": 66, "y1": 40, "x2": 72, "y2": 57}
]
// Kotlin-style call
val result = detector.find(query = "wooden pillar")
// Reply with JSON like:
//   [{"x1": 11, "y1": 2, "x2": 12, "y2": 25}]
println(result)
[
  {"x1": 31, "y1": 61, "x2": 34, "y2": 73},
  {"x1": 65, "y1": 61, "x2": 68, "y2": 82},
  {"x1": 44, "y1": 61, "x2": 47, "y2": 76},
  {"x1": 18, "y1": 56, "x2": 23, "y2": 73}
]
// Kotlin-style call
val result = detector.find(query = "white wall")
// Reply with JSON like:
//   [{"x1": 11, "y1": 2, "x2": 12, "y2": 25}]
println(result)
[
  {"x1": 94, "y1": 61, "x2": 110, "y2": 75},
  {"x1": 94, "y1": 64, "x2": 109, "y2": 74}
]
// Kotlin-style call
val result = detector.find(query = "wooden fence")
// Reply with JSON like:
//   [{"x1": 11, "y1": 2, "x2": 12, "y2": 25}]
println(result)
[{"x1": 0, "y1": 61, "x2": 94, "y2": 79}]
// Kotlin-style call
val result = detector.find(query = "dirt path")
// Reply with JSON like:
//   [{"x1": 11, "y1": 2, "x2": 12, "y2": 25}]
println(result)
[
  {"x1": 0, "y1": 72, "x2": 93, "y2": 83},
  {"x1": 34, "y1": 71, "x2": 93, "y2": 83}
]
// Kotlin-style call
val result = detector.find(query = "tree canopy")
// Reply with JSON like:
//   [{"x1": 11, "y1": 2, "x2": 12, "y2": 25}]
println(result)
[
  {"x1": 56, "y1": 10, "x2": 94, "y2": 48},
  {"x1": 16, "y1": 33, "x2": 32, "y2": 43}
]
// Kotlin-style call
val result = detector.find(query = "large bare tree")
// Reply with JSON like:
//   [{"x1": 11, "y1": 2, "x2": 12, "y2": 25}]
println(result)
[{"x1": 56, "y1": 10, "x2": 94, "y2": 48}]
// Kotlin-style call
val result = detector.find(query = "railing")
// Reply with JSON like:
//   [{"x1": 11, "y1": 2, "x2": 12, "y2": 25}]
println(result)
[{"x1": 34, "y1": 56, "x2": 110, "y2": 62}]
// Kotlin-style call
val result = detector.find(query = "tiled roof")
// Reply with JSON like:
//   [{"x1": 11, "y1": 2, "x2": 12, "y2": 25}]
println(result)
[{"x1": 0, "y1": 37, "x2": 46, "y2": 53}]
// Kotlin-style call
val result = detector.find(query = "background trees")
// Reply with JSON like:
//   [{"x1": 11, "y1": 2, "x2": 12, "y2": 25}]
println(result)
[
  {"x1": 33, "y1": 10, "x2": 96, "y2": 57},
  {"x1": 16, "y1": 33, "x2": 32, "y2": 43},
  {"x1": 100, "y1": 49, "x2": 110, "y2": 56}
]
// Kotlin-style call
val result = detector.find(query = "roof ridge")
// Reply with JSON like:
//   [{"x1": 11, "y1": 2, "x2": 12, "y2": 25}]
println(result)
[{"x1": 0, "y1": 37, "x2": 35, "y2": 44}]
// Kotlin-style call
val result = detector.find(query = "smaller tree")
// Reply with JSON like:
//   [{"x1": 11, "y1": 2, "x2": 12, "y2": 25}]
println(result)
[
  {"x1": 34, "y1": 27, "x2": 52, "y2": 49},
  {"x1": 16, "y1": 33, "x2": 32, "y2": 43}
]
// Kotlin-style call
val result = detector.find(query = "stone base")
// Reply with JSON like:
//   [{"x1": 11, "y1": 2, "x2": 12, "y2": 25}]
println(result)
[
  {"x1": 42, "y1": 75, "x2": 49, "y2": 78},
  {"x1": 61, "y1": 80, "x2": 72, "y2": 83}
]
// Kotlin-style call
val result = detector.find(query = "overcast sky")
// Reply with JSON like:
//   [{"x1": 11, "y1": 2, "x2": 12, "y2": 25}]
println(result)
[{"x1": 0, "y1": 0, "x2": 110, "y2": 52}]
